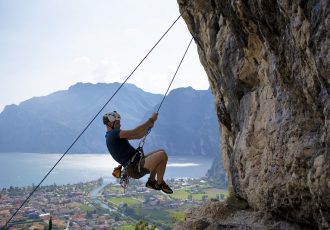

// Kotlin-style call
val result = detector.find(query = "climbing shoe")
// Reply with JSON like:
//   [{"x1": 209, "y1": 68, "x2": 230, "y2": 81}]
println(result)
[
  {"x1": 145, "y1": 178, "x2": 161, "y2": 191},
  {"x1": 155, "y1": 181, "x2": 173, "y2": 194}
]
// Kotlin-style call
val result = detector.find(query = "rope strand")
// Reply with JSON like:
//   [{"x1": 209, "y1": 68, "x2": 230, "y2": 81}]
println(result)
[
  {"x1": 157, "y1": 37, "x2": 194, "y2": 113},
  {"x1": 138, "y1": 36, "x2": 194, "y2": 148}
]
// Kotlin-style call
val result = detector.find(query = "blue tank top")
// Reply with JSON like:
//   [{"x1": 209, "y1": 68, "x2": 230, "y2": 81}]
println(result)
[{"x1": 105, "y1": 129, "x2": 136, "y2": 165}]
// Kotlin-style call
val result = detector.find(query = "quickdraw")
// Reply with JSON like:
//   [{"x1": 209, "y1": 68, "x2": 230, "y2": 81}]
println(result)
[
  {"x1": 119, "y1": 168, "x2": 129, "y2": 192},
  {"x1": 112, "y1": 146, "x2": 145, "y2": 192}
]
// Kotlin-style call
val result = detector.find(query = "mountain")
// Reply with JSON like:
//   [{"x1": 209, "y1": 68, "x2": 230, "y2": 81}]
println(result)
[
  {"x1": 0, "y1": 83, "x2": 162, "y2": 153},
  {"x1": 143, "y1": 87, "x2": 220, "y2": 157},
  {"x1": 206, "y1": 154, "x2": 227, "y2": 188},
  {"x1": 0, "y1": 83, "x2": 220, "y2": 157}
]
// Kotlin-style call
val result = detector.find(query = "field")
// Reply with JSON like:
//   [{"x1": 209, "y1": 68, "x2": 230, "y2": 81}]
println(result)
[
  {"x1": 169, "y1": 189, "x2": 190, "y2": 200},
  {"x1": 108, "y1": 197, "x2": 141, "y2": 206},
  {"x1": 105, "y1": 184, "x2": 123, "y2": 193},
  {"x1": 80, "y1": 204, "x2": 95, "y2": 212},
  {"x1": 134, "y1": 207, "x2": 172, "y2": 222},
  {"x1": 170, "y1": 188, "x2": 228, "y2": 201},
  {"x1": 119, "y1": 224, "x2": 135, "y2": 230},
  {"x1": 100, "y1": 178, "x2": 228, "y2": 229}
]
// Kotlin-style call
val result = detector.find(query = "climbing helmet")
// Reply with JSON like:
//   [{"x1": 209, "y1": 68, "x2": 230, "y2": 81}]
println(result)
[{"x1": 103, "y1": 111, "x2": 121, "y2": 124}]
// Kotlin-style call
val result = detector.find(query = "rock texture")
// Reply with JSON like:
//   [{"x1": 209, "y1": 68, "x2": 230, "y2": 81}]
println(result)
[
  {"x1": 178, "y1": 0, "x2": 330, "y2": 229},
  {"x1": 175, "y1": 200, "x2": 308, "y2": 230}
]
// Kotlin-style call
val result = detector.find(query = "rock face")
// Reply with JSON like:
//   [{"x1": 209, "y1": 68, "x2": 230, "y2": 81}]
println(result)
[
  {"x1": 175, "y1": 200, "x2": 307, "y2": 230},
  {"x1": 178, "y1": 0, "x2": 330, "y2": 228}
]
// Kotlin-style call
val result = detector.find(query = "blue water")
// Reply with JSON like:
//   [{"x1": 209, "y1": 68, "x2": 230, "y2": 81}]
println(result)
[
  {"x1": 90, "y1": 178, "x2": 117, "y2": 212},
  {"x1": 0, "y1": 153, "x2": 213, "y2": 188}
]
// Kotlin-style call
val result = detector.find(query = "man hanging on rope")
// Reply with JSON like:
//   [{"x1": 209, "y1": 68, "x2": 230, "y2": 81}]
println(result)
[{"x1": 103, "y1": 111, "x2": 173, "y2": 194}]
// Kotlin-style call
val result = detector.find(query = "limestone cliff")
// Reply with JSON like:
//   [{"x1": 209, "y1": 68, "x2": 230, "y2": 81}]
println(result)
[{"x1": 177, "y1": 0, "x2": 329, "y2": 229}]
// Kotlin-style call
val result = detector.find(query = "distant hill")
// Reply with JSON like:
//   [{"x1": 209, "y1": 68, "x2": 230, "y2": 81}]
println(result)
[
  {"x1": 0, "y1": 83, "x2": 220, "y2": 156},
  {"x1": 142, "y1": 87, "x2": 221, "y2": 157},
  {"x1": 206, "y1": 154, "x2": 228, "y2": 187},
  {"x1": 0, "y1": 83, "x2": 161, "y2": 153}
]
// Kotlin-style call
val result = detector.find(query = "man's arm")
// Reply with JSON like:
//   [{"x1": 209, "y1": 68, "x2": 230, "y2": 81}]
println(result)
[{"x1": 120, "y1": 113, "x2": 158, "y2": 140}]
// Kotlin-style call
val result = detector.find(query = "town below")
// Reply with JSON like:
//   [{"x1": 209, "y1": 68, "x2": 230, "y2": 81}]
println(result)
[{"x1": 0, "y1": 177, "x2": 227, "y2": 229}]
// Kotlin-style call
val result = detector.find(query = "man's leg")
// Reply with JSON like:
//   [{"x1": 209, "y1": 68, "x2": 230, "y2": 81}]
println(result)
[
  {"x1": 144, "y1": 150, "x2": 161, "y2": 181},
  {"x1": 143, "y1": 149, "x2": 168, "y2": 183},
  {"x1": 144, "y1": 150, "x2": 173, "y2": 194},
  {"x1": 143, "y1": 149, "x2": 173, "y2": 194},
  {"x1": 149, "y1": 171, "x2": 156, "y2": 181}
]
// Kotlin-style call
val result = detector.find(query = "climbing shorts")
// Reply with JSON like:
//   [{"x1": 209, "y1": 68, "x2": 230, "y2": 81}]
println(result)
[{"x1": 125, "y1": 155, "x2": 150, "y2": 179}]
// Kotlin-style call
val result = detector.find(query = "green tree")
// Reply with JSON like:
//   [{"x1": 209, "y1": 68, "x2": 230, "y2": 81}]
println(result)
[
  {"x1": 135, "y1": 220, "x2": 156, "y2": 230},
  {"x1": 220, "y1": 193, "x2": 225, "y2": 200}
]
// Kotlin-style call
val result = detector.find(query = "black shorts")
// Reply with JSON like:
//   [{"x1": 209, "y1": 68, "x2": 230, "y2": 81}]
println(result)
[{"x1": 125, "y1": 155, "x2": 150, "y2": 179}]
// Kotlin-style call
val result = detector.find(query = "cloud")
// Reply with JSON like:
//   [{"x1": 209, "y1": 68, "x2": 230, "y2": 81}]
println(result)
[
  {"x1": 70, "y1": 56, "x2": 95, "y2": 82},
  {"x1": 124, "y1": 28, "x2": 141, "y2": 37},
  {"x1": 68, "y1": 43, "x2": 209, "y2": 94},
  {"x1": 92, "y1": 59, "x2": 124, "y2": 83},
  {"x1": 167, "y1": 163, "x2": 199, "y2": 167},
  {"x1": 72, "y1": 56, "x2": 92, "y2": 65},
  {"x1": 127, "y1": 69, "x2": 170, "y2": 94}
]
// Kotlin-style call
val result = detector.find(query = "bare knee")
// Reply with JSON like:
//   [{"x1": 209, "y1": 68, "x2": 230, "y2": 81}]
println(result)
[
  {"x1": 146, "y1": 149, "x2": 168, "y2": 163},
  {"x1": 159, "y1": 150, "x2": 168, "y2": 161}
]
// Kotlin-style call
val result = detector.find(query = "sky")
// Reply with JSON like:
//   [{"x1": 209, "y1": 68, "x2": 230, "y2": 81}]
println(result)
[{"x1": 0, "y1": 0, "x2": 209, "y2": 112}]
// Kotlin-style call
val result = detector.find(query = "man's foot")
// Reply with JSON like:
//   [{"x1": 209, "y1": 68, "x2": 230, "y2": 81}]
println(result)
[
  {"x1": 155, "y1": 181, "x2": 173, "y2": 194},
  {"x1": 146, "y1": 178, "x2": 161, "y2": 190}
]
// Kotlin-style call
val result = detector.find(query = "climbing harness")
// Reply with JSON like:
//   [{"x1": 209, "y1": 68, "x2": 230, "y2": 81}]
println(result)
[
  {"x1": 2, "y1": 5, "x2": 194, "y2": 228},
  {"x1": 118, "y1": 147, "x2": 144, "y2": 192},
  {"x1": 111, "y1": 128, "x2": 149, "y2": 192}
]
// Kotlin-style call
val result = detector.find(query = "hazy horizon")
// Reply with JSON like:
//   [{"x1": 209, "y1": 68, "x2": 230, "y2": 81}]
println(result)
[
  {"x1": 0, "y1": 82, "x2": 208, "y2": 112},
  {"x1": 0, "y1": 1, "x2": 209, "y2": 112}
]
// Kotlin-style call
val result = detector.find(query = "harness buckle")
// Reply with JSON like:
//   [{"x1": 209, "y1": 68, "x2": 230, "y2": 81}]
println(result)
[{"x1": 115, "y1": 147, "x2": 145, "y2": 192}]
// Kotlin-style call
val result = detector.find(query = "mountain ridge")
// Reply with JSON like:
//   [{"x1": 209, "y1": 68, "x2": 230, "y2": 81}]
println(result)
[{"x1": 0, "y1": 82, "x2": 220, "y2": 157}]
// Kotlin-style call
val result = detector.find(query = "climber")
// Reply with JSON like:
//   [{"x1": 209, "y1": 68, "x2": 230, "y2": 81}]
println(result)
[{"x1": 103, "y1": 111, "x2": 173, "y2": 194}]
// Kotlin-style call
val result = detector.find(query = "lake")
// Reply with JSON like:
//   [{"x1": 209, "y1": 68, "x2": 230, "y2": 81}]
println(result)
[{"x1": 0, "y1": 153, "x2": 213, "y2": 189}]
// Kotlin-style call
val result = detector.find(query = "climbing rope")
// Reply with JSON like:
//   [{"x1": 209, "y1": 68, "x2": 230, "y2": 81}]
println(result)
[
  {"x1": 138, "y1": 36, "x2": 194, "y2": 148},
  {"x1": 118, "y1": 37, "x2": 193, "y2": 192},
  {"x1": 114, "y1": 36, "x2": 194, "y2": 193},
  {"x1": 1, "y1": 14, "x2": 184, "y2": 230},
  {"x1": 157, "y1": 37, "x2": 194, "y2": 114}
]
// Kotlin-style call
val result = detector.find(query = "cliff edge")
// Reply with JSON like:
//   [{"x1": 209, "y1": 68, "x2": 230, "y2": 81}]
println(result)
[{"x1": 177, "y1": 0, "x2": 329, "y2": 229}]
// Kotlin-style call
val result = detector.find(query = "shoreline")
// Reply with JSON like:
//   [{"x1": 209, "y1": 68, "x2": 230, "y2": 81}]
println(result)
[{"x1": 0, "y1": 154, "x2": 213, "y2": 189}]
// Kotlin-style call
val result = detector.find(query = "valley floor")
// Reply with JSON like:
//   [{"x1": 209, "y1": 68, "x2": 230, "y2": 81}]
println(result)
[{"x1": 0, "y1": 177, "x2": 227, "y2": 230}]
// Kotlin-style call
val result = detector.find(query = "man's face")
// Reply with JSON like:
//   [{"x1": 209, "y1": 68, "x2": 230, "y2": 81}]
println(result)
[{"x1": 113, "y1": 120, "x2": 121, "y2": 129}]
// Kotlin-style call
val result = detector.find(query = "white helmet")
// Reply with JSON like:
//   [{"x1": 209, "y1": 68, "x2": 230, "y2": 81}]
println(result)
[{"x1": 103, "y1": 111, "x2": 121, "y2": 124}]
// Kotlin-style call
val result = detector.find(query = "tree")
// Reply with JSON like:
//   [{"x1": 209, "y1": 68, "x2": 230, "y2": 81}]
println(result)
[
  {"x1": 220, "y1": 194, "x2": 225, "y2": 200},
  {"x1": 135, "y1": 220, "x2": 156, "y2": 230}
]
